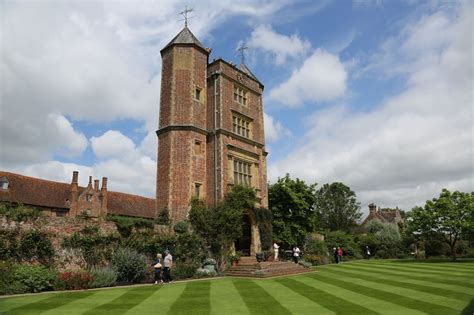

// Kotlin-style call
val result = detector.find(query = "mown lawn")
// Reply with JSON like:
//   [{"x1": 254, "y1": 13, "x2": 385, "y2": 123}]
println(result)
[{"x1": 1, "y1": 260, "x2": 473, "y2": 314}]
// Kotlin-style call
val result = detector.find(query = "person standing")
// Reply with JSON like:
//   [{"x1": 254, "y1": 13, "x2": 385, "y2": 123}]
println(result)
[
  {"x1": 152, "y1": 253, "x2": 163, "y2": 284},
  {"x1": 273, "y1": 242, "x2": 280, "y2": 261},
  {"x1": 337, "y1": 246, "x2": 343, "y2": 263},
  {"x1": 333, "y1": 247, "x2": 339, "y2": 264},
  {"x1": 365, "y1": 246, "x2": 371, "y2": 259},
  {"x1": 163, "y1": 250, "x2": 173, "y2": 283},
  {"x1": 292, "y1": 246, "x2": 300, "y2": 264}
]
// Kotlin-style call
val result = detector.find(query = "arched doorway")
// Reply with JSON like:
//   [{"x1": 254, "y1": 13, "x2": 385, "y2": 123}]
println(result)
[{"x1": 235, "y1": 214, "x2": 251, "y2": 256}]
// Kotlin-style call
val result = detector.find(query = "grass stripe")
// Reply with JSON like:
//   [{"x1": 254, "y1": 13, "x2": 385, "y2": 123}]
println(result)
[
  {"x1": 308, "y1": 273, "x2": 459, "y2": 315},
  {"x1": 341, "y1": 263, "x2": 474, "y2": 292},
  {"x1": 341, "y1": 263, "x2": 474, "y2": 288},
  {"x1": 233, "y1": 279, "x2": 291, "y2": 315},
  {"x1": 132, "y1": 282, "x2": 186, "y2": 314},
  {"x1": 210, "y1": 279, "x2": 248, "y2": 314},
  {"x1": 84, "y1": 285, "x2": 159, "y2": 315},
  {"x1": 257, "y1": 276, "x2": 334, "y2": 315},
  {"x1": 354, "y1": 261, "x2": 472, "y2": 277},
  {"x1": 349, "y1": 262, "x2": 472, "y2": 278},
  {"x1": 168, "y1": 281, "x2": 211, "y2": 315},
  {"x1": 3, "y1": 291, "x2": 95, "y2": 314},
  {"x1": 362, "y1": 261, "x2": 474, "y2": 275},
  {"x1": 276, "y1": 277, "x2": 379, "y2": 315},
  {"x1": 322, "y1": 267, "x2": 472, "y2": 301},
  {"x1": 296, "y1": 275, "x2": 425, "y2": 315}
]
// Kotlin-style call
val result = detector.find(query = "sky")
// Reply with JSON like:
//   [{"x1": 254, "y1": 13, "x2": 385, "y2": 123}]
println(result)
[{"x1": 1, "y1": 0, "x2": 472, "y2": 215}]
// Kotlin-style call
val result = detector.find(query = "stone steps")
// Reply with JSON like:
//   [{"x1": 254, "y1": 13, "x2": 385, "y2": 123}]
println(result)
[{"x1": 225, "y1": 258, "x2": 311, "y2": 278}]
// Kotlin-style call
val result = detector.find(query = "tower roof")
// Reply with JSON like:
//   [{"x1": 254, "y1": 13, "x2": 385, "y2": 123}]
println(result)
[
  {"x1": 239, "y1": 63, "x2": 259, "y2": 82},
  {"x1": 161, "y1": 27, "x2": 208, "y2": 54}
]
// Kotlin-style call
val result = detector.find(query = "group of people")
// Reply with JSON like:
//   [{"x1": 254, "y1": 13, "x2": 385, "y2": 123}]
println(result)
[
  {"x1": 152, "y1": 250, "x2": 173, "y2": 284},
  {"x1": 333, "y1": 246, "x2": 343, "y2": 263},
  {"x1": 272, "y1": 242, "x2": 301, "y2": 264}
]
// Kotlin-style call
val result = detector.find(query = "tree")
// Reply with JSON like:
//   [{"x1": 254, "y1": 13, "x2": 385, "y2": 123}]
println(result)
[
  {"x1": 408, "y1": 189, "x2": 474, "y2": 261},
  {"x1": 189, "y1": 185, "x2": 257, "y2": 270},
  {"x1": 315, "y1": 182, "x2": 362, "y2": 232},
  {"x1": 269, "y1": 174, "x2": 317, "y2": 249}
]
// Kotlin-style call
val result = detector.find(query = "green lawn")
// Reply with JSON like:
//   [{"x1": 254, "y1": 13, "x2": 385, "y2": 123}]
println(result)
[{"x1": 1, "y1": 260, "x2": 473, "y2": 314}]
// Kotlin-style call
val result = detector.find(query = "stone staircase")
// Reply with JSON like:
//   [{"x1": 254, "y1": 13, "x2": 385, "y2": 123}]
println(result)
[{"x1": 225, "y1": 257, "x2": 311, "y2": 278}]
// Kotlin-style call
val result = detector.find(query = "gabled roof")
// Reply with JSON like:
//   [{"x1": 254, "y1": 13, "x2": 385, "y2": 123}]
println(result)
[
  {"x1": 0, "y1": 171, "x2": 70, "y2": 209},
  {"x1": 161, "y1": 27, "x2": 208, "y2": 54},
  {"x1": 108, "y1": 191, "x2": 155, "y2": 219}
]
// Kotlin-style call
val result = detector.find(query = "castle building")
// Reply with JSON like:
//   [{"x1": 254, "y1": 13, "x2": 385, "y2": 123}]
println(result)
[
  {"x1": 155, "y1": 26, "x2": 268, "y2": 255},
  {"x1": 0, "y1": 26, "x2": 268, "y2": 256}
]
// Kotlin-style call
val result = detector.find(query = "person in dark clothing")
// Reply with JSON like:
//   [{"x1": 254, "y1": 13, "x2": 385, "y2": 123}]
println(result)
[{"x1": 333, "y1": 247, "x2": 339, "y2": 264}]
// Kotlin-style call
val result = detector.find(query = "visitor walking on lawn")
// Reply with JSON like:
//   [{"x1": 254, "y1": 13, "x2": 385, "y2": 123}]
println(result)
[
  {"x1": 338, "y1": 246, "x2": 343, "y2": 263},
  {"x1": 333, "y1": 247, "x2": 339, "y2": 263},
  {"x1": 292, "y1": 246, "x2": 300, "y2": 264},
  {"x1": 163, "y1": 250, "x2": 173, "y2": 283},
  {"x1": 152, "y1": 253, "x2": 163, "y2": 284}
]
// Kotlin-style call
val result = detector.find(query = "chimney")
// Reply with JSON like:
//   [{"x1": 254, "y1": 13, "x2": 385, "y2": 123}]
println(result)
[
  {"x1": 369, "y1": 203, "x2": 377, "y2": 214},
  {"x1": 88, "y1": 176, "x2": 92, "y2": 187},
  {"x1": 72, "y1": 171, "x2": 79, "y2": 184},
  {"x1": 94, "y1": 179, "x2": 99, "y2": 191},
  {"x1": 100, "y1": 177, "x2": 108, "y2": 216},
  {"x1": 69, "y1": 171, "x2": 79, "y2": 217},
  {"x1": 101, "y1": 177, "x2": 108, "y2": 190}
]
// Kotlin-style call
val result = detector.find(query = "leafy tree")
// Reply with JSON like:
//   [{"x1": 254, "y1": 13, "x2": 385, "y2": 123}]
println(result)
[
  {"x1": 189, "y1": 185, "x2": 257, "y2": 270},
  {"x1": 269, "y1": 174, "x2": 317, "y2": 249},
  {"x1": 408, "y1": 189, "x2": 474, "y2": 261},
  {"x1": 315, "y1": 182, "x2": 362, "y2": 232}
]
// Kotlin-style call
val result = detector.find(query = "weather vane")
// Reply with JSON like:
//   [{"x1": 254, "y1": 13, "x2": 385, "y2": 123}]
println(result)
[
  {"x1": 179, "y1": 6, "x2": 193, "y2": 27},
  {"x1": 237, "y1": 42, "x2": 249, "y2": 65}
]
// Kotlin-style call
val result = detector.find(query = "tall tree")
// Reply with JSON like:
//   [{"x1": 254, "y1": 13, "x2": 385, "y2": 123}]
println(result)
[
  {"x1": 315, "y1": 182, "x2": 362, "y2": 231},
  {"x1": 408, "y1": 189, "x2": 474, "y2": 261},
  {"x1": 269, "y1": 174, "x2": 317, "y2": 249}
]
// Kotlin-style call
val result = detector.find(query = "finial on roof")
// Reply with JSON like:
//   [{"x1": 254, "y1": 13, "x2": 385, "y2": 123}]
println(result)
[
  {"x1": 179, "y1": 6, "x2": 193, "y2": 27},
  {"x1": 237, "y1": 41, "x2": 249, "y2": 66}
]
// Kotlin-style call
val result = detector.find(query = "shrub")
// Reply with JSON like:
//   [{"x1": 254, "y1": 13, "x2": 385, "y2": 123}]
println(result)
[
  {"x1": 12, "y1": 264, "x2": 56, "y2": 293},
  {"x1": 18, "y1": 230, "x2": 55, "y2": 265},
  {"x1": 107, "y1": 215, "x2": 154, "y2": 238},
  {"x1": 172, "y1": 262, "x2": 197, "y2": 279},
  {"x1": 0, "y1": 204, "x2": 42, "y2": 222},
  {"x1": 0, "y1": 229, "x2": 19, "y2": 261},
  {"x1": 195, "y1": 268, "x2": 217, "y2": 277},
  {"x1": 0, "y1": 261, "x2": 27, "y2": 295},
  {"x1": 173, "y1": 221, "x2": 189, "y2": 234},
  {"x1": 62, "y1": 226, "x2": 119, "y2": 267},
  {"x1": 56, "y1": 270, "x2": 93, "y2": 290},
  {"x1": 155, "y1": 208, "x2": 170, "y2": 225},
  {"x1": 203, "y1": 258, "x2": 217, "y2": 267},
  {"x1": 303, "y1": 234, "x2": 329, "y2": 265},
  {"x1": 111, "y1": 248, "x2": 147, "y2": 283},
  {"x1": 88, "y1": 266, "x2": 118, "y2": 288}
]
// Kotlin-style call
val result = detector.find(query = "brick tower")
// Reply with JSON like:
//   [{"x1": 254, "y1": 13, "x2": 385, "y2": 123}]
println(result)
[
  {"x1": 156, "y1": 26, "x2": 268, "y2": 255},
  {"x1": 156, "y1": 27, "x2": 209, "y2": 223}
]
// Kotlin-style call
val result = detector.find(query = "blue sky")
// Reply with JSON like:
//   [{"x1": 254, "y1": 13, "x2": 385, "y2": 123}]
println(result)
[{"x1": 1, "y1": 0, "x2": 472, "y2": 213}]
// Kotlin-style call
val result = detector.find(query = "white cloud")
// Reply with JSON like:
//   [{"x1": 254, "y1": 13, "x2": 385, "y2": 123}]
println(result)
[
  {"x1": 269, "y1": 49, "x2": 347, "y2": 107},
  {"x1": 91, "y1": 130, "x2": 136, "y2": 160},
  {"x1": 264, "y1": 113, "x2": 291, "y2": 142},
  {"x1": 269, "y1": 3, "x2": 473, "y2": 212},
  {"x1": 247, "y1": 24, "x2": 310, "y2": 65}
]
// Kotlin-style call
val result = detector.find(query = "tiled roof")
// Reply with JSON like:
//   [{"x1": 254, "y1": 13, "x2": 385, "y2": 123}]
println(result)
[
  {"x1": 107, "y1": 191, "x2": 156, "y2": 219},
  {"x1": 361, "y1": 211, "x2": 388, "y2": 226},
  {"x1": 0, "y1": 171, "x2": 70, "y2": 209},
  {"x1": 162, "y1": 27, "x2": 207, "y2": 52}
]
